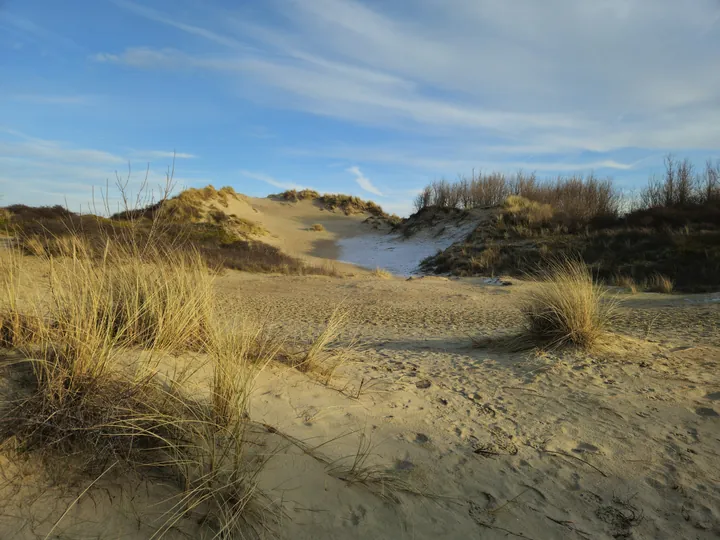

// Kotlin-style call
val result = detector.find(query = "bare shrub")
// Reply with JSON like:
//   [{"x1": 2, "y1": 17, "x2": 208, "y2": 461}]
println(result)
[
  {"x1": 414, "y1": 171, "x2": 619, "y2": 226},
  {"x1": 639, "y1": 155, "x2": 720, "y2": 210}
]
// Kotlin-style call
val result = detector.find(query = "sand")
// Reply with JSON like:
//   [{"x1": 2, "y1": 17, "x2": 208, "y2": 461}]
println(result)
[{"x1": 1, "y1": 200, "x2": 719, "y2": 539}]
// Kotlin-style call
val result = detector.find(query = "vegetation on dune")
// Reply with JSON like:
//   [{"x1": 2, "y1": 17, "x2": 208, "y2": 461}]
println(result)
[
  {"x1": 2, "y1": 183, "x2": 341, "y2": 277},
  {"x1": 275, "y1": 189, "x2": 321, "y2": 202},
  {"x1": 309, "y1": 223, "x2": 326, "y2": 232},
  {"x1": 273, "y1": 189, "x2": 402, "y2": 224},
  {"x1": 112, "y1": 184, "x2": 240, "y2": 222},
  {"x1": 414, "y1": 172, "x2": 620, "y2": 226},
  {"x1": 646, "y1": 273, "x2": 675, "y2": 294},
  {"x1": 419, "y1": 156, "x2": 720, "y2": 292}
]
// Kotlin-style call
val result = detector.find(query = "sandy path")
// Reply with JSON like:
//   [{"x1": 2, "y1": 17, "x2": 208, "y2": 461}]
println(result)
[{"x1": 214, "y1": 273, "x2": 720, "y2": 539}]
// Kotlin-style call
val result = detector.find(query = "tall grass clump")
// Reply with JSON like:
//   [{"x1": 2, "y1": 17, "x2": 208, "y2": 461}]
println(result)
[
  {"x1": 0, "y1": 237, "x2": 276, "y2": 537},
  {"x1": 523, "y1": 258, "x2": 617, "y2": 350},
  {"x1": 371, "y1": 267, "x2": 392, "y2": 279},
  {"x1": 0, "y1": 248, "x2": 39, "y2": 347}
]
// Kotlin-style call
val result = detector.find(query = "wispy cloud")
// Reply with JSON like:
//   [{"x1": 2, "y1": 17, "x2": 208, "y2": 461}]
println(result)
[
  {"x1": 130, "y1": 150, "x2": 197, "y2": 160},
  {"x1": 238, "y1": 169, "x2": 307, "y2": 191},
  {"x1": 10, "y1": 94, "x2": 90, "y2": 105},
  {"x1": 0, "y1": 12, "x2": 79, "y2": 50},
  {"x1": 0, "y1": 130, "x2": 204, "y2": 209},
  {"x1": 104, "y1": 0, "x2": 720, "y2": 155},
  {"x1": 347, "y1": 166, "x2": 382, "y2": 196},
  {"x1": 110, "y1": 0, "x2": 249, "y2": 50}
]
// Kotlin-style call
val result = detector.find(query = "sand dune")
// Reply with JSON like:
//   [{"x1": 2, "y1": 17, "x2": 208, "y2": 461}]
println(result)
[{"x1": 218, "y1": 195, "x2": 485, "y2": 276}]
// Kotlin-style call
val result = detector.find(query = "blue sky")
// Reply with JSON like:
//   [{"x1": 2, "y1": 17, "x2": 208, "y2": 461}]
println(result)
[{"x1": 1, "y1": 0, "x2": 719, "y2": 216}]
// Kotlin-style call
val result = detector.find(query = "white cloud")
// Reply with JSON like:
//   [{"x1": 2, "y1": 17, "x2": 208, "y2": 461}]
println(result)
[
  {"x1": 130, "y1": 150, "x2": 197, "y2": 160},
  {"x1": 347, "y1": 166, "x2": 382, "y2": 196},
  {"x1": 238, "y1": 169, "x2": 307, "y2": 191}
]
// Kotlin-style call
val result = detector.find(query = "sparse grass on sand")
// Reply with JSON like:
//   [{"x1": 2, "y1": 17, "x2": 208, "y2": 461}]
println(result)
[
  {"x1": 287, "y1": 306, "x2": 353, "y2": 385},
  {"x1": 523, "y1": 258, "x2": 617, "y2": 350}
]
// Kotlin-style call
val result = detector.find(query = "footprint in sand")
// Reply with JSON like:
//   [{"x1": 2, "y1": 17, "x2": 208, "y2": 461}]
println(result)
[
  {"x1": 572, "y1": 442, "x2": 600, "y2": 454},
  {"x1": 695, "y1": 407, "x2": 719, "y2": 417}
]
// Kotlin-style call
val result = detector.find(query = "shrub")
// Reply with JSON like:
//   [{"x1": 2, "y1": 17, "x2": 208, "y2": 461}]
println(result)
[
  {"x1": 414, "y1": 172, "x2": 619, "y2": 225},
  {"x1": 310, "y1": 223, "x2": 325, "y2": 232},
  {"x1": 523, "y1": 258, "x2": 617, "y2": 349},
  {"x1": 470, "y1": 245, "x2": 501, "y2": 272}
]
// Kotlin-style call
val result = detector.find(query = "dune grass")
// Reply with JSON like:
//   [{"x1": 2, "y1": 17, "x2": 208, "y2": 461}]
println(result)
[
  {"x1": 523, "y1": 258, "x2": 617, "y2": 350},
  {"x1": 309, "y1": 223, "x2": 325, "y2": 232},
  {"x1": 0, "y1": 237, "x2": 276, "y2": 537}
]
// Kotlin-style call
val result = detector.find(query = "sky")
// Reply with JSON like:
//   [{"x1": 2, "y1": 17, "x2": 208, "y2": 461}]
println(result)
[{"x1": 1, "y1": 0, "x2": 719, "y2": 216}]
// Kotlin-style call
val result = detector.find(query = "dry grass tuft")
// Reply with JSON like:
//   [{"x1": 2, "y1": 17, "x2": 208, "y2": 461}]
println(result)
[
  {"x1": 646, "y1": 273, "x2": 674, "y2": 294},
  {"x1": 309, "y1": 223, "x2": 325, "y2": 232},
  {"x1": 289, "y1": 307, "x2": 352, "y2": 384},
  {"x1": 523, "y1": 258, "x2": 618, "y2": 350},
  {"x1": 371, "y1": 267, "x2": 392, "y2": 279},
  {"x1": 208, "y1": 316, "x2": 281, "y2": 429},
  {"x1": 0, "y1": 250, "x2": 41, "y2": 348},
  {"x1": 613, "y1": 274, "x2": 638, "y2": 294}
]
